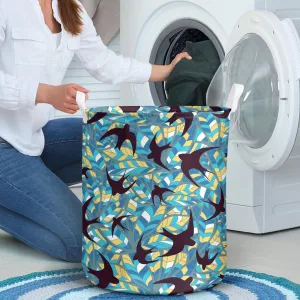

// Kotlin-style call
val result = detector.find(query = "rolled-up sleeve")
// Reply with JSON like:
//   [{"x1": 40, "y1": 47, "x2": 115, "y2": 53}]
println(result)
[
  {"x1": 0, "y1": 0, "x2": 39, "y2": 110},
  {"x1": 75, "y1": 4, "x2": 152, "y2": 85}
]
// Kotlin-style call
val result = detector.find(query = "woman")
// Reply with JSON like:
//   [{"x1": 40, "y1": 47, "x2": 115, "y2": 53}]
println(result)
[{"x1": 0, "y1": 0, "x2": 191, "y2": 263}]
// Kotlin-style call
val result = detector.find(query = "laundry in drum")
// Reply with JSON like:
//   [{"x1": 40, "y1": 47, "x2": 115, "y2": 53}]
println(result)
[
  {"x1": 166, "y1": 40, "x2": 221, "y2": 106},
  {"x1": 82, "y1": 105, "x2": 230, "y2": 296}
]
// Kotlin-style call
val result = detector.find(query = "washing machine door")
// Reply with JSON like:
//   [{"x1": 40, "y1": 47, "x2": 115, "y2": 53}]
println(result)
[{"x1": 207, "y1": 10, "x2": 300, "y2": 171}]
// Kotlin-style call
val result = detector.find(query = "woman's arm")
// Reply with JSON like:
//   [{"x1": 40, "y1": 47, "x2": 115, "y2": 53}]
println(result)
[
  {"x1": 0, "y1": 0, "x2": 39, "y2": 110},
  {"x1": 36, "y1": 83, "x2": 88, "y2": 114},
  {"x1": 149, "y1": 52, "x2": 192, "y2": 82},
  {"x1": 75, "y1": 4, "x2": 192, "y2": 85},
  {"x1": 0, "y1": 1, "x2": 87, "y2": 114}
]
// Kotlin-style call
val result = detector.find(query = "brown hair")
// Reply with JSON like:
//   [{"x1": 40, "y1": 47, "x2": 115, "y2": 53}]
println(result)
[{"x1": 57, "y1": 0, "x2": 83, "y2": 36}]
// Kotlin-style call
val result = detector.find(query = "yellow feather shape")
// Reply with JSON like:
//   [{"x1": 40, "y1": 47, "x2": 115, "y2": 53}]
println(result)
[{"x1": 115, "y1": 265, "x2": 131, "y2": 282}]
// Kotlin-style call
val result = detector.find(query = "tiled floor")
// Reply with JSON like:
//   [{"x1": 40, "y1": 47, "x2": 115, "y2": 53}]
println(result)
[{"x1": 0, "y1": 228, "x2": 299, "y2": 284}]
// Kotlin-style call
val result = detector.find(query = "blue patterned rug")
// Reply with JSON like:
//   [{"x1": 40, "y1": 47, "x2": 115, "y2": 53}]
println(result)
[{"x1": 0, "y1": 268, "x2": 299, "y2": 299}]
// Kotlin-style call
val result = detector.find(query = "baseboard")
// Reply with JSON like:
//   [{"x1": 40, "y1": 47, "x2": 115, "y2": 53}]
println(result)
[{"x1": 227, "y1": 203, "x2": 264, "y2": 234}]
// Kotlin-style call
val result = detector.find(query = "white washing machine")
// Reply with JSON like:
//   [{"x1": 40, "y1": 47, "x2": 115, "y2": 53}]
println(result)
[
  {"x1": 120, "y1": 0, "x2": 300, "y2": 233},
  {"x1": 120, "y1": 0, "x2": 298, "y2": 106}
]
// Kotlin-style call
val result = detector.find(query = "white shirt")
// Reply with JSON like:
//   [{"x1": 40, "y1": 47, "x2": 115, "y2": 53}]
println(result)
[
  {"x1": 0, "y1": 0, "x2": 152, "y2": 156},
  {"x1": 53, "y1": 32, "x2": 62, "y2": 48}
]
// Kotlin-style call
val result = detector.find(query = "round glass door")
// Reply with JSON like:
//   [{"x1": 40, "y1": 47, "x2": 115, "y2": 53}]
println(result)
[
  {"x1": 149, "y1": 19, "x2": 224, "y2": 105},
  {"x1": 207, "y1": 33, "x2": 280, "y2": 149}
]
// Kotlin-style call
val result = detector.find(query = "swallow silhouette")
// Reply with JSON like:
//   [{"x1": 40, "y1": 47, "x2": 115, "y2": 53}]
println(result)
[
  {"x1": 82, "y1": 167, "x2": 91, "y2": 179},
  {"x1": 119, "y1": 106, "x2": 141, "y2": 112},
  {"x1": 88, "y1": 252, "x2": 119, "y2": 288},
  {"x1": 210, "y1": 107, "x2": 231, "y2": 119},
  {"x1": 111, "y1": 215, "x2": 132, "y2": 236},
  {"x1": 159, "y1": 211, "x2": 195, "y2": 257},
  {"x1": 147, "y1": 135, "x2": 172, "y2": 170},
  {"x1": 166, "y1": 107, "x2": 194, "y2": 136},
  {"x1": 106, "y1": 169, "x2": 136, "y2": 196},
  {"x1": 154, "y1": 277, "x2": 194, "y2": 295},
  {"x1": 87, "y1": 112, "x2": 107, "y2": 125},
  {"x1": 179, "y1": 147, "x2": 217, "y2": 186},
  {"x1": 196, "y1": 250, "x2": 218, "y2": 270},
  {"x1": 82, "y1": 197, "x2": 99, "y2": 242},
  {"x1": 168, "y1": 107, "x2": 181, "y2": 112},
  {"x1": 100, "y1": 124, "x2": 137, "y2": 155},
  {"x1": 133, "y1": 235, "x2": 158, "y2": 265},
  {"x1": 209, "y1": 107, "x2": 223, "y2": 112},
  {"x1": 151, "y1": 185, "x2": 174, "y2": 205},
  {"x1": 204, "y1": 189, "x2": 226, "y2": 221}
]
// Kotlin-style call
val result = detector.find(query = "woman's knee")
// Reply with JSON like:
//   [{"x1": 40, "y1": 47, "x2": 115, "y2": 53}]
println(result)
[{"x1": 65, "y1": 243, "x2": 82, "y2": 263}]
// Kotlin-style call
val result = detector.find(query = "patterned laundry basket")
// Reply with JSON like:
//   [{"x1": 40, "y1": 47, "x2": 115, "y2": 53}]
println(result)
[{"x1": 82, "y1": 106, "x2": 230, "y2": 296}]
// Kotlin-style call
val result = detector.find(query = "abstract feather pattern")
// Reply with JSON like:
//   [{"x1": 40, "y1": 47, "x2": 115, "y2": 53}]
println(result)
[{"x1": 82, "y1": 106, "x2": 229, "y2": 296}]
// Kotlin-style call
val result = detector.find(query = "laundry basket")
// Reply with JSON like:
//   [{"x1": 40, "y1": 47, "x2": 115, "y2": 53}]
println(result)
[{"x1": 82, "y1": 106, "x2": 229, "y2": 296}]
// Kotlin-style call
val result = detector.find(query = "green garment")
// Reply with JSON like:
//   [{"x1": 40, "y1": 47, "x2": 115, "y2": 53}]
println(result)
[{"x1": 166, "y1": 40, "x2": 221, "y2": 106}]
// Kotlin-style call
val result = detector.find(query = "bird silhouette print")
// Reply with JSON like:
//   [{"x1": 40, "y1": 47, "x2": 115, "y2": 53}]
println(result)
[
  {"x1": 106, "y1": 168, "x2": 136, "y2": 196},
  {"x1": 82, "y1": 197, "x2": 99, "y2": 242},
  {"x1": 88, "y1": 252, "x2": 119, "y2": 289},
  {"x1": 166, "y1": 107, "x2": 194, "y2": 136},
  {"x1": 119, "y1": 106, "x2": 141, "y2": 112},
  {"x1": 159, "y1": 211, "x2": 195, "y2": 257},
  {"x1": 87, "y1": 112, "x2": 107, "y2": 125},
  {"x1": 133, "y1": 235, "x2": 158, "y2": 265},
  {"x1": 111, "y1": 215, "x2": 132, "y2": 236},
  {"x1": 151, "y1": 185, "x2": 174, "y2": 205},
  {"x1": 100, "y1": 124, "x2": 137, "y2": 155},
  {"x1": 82, "y1": 167, "x2": 91, "y2": 179},
  {"x1": 209, "y1": 107, "x2": 231, "y2": 119},
  {"x1": 82, "y1": 106, "x2": 229, "y2": 294},
  {"x1": 179, "y1": 147, "x2": 217, "y2": 186},
  {"x1": 204, "y1": 188, "x2": 226, "y2": 221},
  {"x1": 196, "y1": 250, "x2": 218, "y2": 270},
  {"x1": 147, "y1": 135, "x2": 172, "y2": 170},
  {"x1": 168, "y1": 107, "x2": 181, "y2": 112},
  {"x1": 154, "y1": 277, "x2": 194, "y2": 295}
]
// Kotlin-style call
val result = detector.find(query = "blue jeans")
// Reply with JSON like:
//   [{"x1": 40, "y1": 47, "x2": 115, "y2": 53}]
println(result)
[{"x1": 0, "y1": 118, "x2": 82, "y2": 263}]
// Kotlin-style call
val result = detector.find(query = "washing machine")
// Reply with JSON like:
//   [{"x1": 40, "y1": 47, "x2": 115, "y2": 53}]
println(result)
[
  {"x1": 120, "y1": 0, "x2": 300, "y2": 233},
  {"x1": 120, "y1": 0, "x2": 298, "y2": 106}
]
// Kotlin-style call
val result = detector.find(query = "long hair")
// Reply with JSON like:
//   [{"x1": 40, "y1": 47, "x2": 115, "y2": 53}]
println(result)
[{"x1": 57, "y1": 0, "x2": 83, "y2": 36}]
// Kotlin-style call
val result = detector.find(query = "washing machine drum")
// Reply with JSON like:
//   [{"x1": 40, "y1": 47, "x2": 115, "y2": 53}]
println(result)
[{"x1": 207, "y1": 10, "x2": 300, "y2": 171}]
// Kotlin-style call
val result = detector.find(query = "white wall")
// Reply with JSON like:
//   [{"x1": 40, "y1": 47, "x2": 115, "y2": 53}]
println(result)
[{"x1": 55, "y1": 32, "x2": 121, "y2": 119}]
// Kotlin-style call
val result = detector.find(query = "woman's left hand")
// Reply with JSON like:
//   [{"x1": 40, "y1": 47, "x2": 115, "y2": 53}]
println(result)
[{"x1": 149, "y1": 52, "x2": 192, "y2": 82}]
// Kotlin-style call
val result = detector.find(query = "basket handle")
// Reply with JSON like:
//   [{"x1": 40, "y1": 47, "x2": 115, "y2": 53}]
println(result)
[{"x1": 76, "y1": 91, "x2": 88, "y2": 124}]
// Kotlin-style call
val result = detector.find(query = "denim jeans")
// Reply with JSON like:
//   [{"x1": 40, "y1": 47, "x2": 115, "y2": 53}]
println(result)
[{"x1": 0, "y1": 118, "x2": 83, "y2": 262}]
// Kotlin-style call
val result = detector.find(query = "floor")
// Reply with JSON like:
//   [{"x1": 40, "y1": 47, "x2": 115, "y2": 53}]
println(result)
[{"x1": 0, "y1": 186, "x2": 299, "y2": 284}]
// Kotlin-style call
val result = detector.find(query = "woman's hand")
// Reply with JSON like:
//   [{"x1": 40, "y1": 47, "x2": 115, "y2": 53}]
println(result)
[
  {"x1": 149, "y1": 52, "x2": 192, "y2": 82},
  {"x1": 170, "y1": 52, "x2": 193, "y2": 70},
  {"x1": 36, "y1": 83, "x2": 89, "y2": 114}
]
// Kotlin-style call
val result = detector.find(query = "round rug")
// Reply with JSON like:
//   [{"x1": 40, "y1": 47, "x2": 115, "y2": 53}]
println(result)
[{"x1": 0, "y1": 268, "x2": 299, "y2": 300}]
